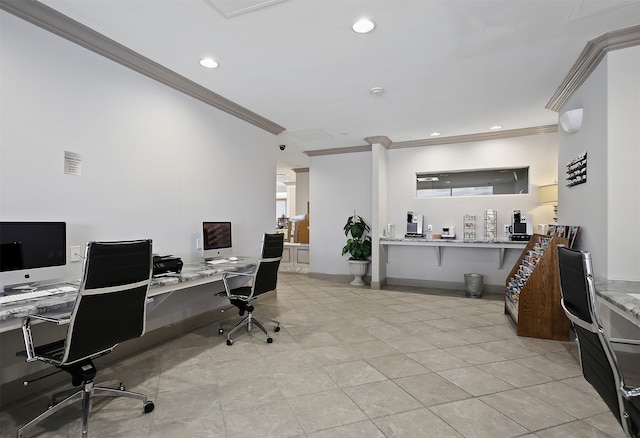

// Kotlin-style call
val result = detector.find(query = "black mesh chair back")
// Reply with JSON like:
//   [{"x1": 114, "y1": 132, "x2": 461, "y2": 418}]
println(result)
[
  {"x1": 557, "y1": 245, "x2": 639, "y2": 437},
  {"x1": 252, "y1": 233, "x2": 284, "y2": 296},
  {"x1": 64, "y1": 239, "x2": 153, "y2": 364},
  {"x1": 18, "y1": 239, "x2": 154, "y2": 437}
]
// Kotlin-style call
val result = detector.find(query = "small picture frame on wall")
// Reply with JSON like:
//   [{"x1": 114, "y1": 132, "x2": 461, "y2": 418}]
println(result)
[{"x1": 566, "y1": 151, "x2": 587, "y2": 187}]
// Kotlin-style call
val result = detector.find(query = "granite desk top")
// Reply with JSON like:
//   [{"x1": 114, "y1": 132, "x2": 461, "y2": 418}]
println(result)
[
  {"x1": 596, "y1": 279, "x2": 640, "y2": 326},
  {"x1": 0, "y1": 259, "x2": 256, "y2": 330}
]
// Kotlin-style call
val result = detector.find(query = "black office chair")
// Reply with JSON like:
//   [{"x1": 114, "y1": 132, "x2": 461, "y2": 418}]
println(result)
[
  {"x1": 218, "y1": 233, "x2": 284, "y2": 346},
  {"x1": 18, "y1": 239, "x2": 155, "y2": 438},
  {"x1": 557, "y1": 246, "x2": 640, "y2": 438}
]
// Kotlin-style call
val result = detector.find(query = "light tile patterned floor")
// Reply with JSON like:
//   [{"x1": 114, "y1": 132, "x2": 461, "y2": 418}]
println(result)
[{"x1": 0, "y1": 273, "x2": 628, "y2": 437}]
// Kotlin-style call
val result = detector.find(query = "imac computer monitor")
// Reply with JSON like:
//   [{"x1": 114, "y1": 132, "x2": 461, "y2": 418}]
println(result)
[
  {"x1": 202, "y1": 222, "x2": 232, "y2": 259},
  {"x1": 0, "y1": 221, "x2": 67, "y2": 291}
]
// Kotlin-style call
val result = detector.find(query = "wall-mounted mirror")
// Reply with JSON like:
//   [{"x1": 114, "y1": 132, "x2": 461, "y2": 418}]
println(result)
[{"x1": 416, "y1": 167, "x2": 529, "y2": 198}]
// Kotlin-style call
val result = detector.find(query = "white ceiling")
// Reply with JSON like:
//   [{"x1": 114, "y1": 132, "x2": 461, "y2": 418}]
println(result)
[{"x1": 35, "y1": 0, "x2": 640, "y2": 180}]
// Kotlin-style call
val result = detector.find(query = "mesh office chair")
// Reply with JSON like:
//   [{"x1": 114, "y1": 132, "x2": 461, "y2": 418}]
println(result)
[
  {"x1": 18, "y1": 239, "x2": 155, "y2": 438},
  {"x1": 218, "y1": 233, "x2": 284, "y2": 346},
  {"x1": 557, "y1": 246, "x2": 640, "y2": 438}
]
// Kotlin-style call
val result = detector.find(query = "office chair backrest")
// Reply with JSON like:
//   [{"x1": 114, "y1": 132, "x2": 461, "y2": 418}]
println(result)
[
  {"x1": 253, "y1": 233, "x2": 284, "y2": 296},
  {"x1": 556, "y1": 246, "x2": 627, "y2": 431},
  {"x1": 64, "y1": 239, "x2": 153, "y2": 365}
]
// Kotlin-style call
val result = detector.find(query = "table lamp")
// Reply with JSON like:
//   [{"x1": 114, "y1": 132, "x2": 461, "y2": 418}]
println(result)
[{"x1": 539, "y1": 184, "x2": 558, "y2": 223}]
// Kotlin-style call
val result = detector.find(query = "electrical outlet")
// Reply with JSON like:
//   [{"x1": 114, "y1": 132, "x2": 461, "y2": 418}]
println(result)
[
  {"x1": 503, "y1": 224, "x2": 510, "y2": 233},
  {"x1": 70, "y1": 246, "x2": 82, "y2": 262},
  {"x1": 427, "y1": 224, "x2": 433, "y2": 232}
]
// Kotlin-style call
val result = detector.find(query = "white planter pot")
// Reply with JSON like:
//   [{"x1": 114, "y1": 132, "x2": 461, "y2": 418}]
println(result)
[{"x1": 348, "y1": 260, "x2": 370, "y2": 286}]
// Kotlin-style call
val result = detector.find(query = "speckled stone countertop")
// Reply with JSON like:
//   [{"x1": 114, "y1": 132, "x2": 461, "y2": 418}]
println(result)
[
  {"x1": 596, "y1": 279, "x2": 640, "y2": 325},
  {"x1": 0, "y1": 260, "x2": 255, "y2": 331}
]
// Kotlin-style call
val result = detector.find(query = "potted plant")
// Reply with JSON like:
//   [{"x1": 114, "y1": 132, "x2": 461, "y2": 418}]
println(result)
[{"x1": 342, "y1": 213, "x2": 372, "y2": 286}]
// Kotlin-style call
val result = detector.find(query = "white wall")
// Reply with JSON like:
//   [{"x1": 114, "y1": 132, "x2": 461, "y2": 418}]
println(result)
[
  {"x1": 294, "y1": 169, "x2": 309, "y2": 216},
  {"x1": 309, "y1": 151, "x2": 372, "y2": 276},
  {"x1": 0, "y1": 11, "x2": 277, "y2": 280},
  {"x1": 607, "y1": 46, "x2": 640, "y2": 280},
  {"x1": 381, "y1": 133, "x2": 558, "y2": 288},
  {"x1": 309, "y1": 133, "x2": 558, "y2": 288},
  {"x1": 558, "y1": 45, "x2": 640, "y2": 281},
  {"x1": 557, "y1": 59, "x2": 609, "y2": 275},
  {"x1": 386, "y1": 133, "x2": 558, "y2": 238}
]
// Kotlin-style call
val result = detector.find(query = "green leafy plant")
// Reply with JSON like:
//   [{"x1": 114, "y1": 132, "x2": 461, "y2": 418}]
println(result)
[{"x1": 342, "y1": 214, "x2": 372, "y2": 261}]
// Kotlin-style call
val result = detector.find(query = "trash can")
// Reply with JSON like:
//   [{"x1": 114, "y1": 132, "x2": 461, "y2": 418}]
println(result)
[{"x1": 464, "y1": 273, "x2": 483, "y2": 298}]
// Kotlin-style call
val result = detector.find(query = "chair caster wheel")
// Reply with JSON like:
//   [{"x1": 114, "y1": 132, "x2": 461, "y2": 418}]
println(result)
[
  {"x1": 267, "y1": 337, "x2": 273, "y2": 343},
  {"x1": 144, "y1": 401, "x2": 154, "y2": 413},
  {"x1": 218, "y1": 328, "x2": 224, "y2": 335},
  {"x1": 274, "y1": 326, "x2": 280, "y2": 332},
  {"x1": 226, "y1": 339, "x2": 233, "y2": 346}
]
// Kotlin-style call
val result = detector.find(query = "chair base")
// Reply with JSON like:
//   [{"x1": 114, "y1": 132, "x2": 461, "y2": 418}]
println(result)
[
  {"x1": 17, "y1": 380, "x2": 154, "y2": 437},
  {"x1": 219, "y1": 313, "x2": 280, "y2": 346}
]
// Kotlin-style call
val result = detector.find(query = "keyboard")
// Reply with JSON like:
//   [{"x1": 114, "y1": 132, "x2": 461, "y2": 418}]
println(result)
[
  {"x1": 0, "y1": 286, "x2": 76, "y2": 305},
  {"x1": 207, "y1": 259, "x2": 228, "y2": 265}
]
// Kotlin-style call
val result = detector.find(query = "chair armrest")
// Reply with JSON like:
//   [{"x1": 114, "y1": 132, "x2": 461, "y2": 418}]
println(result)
[
  {"x1": 611, "y1": 339, "x2": 640, "y2": 390},
  {"x1": 222, "y1": 271, "x2": 254, "y2": 279},
  {"x1": 611, "y1": 337, "x2": 640, "y2": 346},
  {"x1": 621, "y1": 386, "x2": 640, "y2": 399},
  {"x1": 221, "y1": 271, "x2": 255, "y2": 297},
  {"x1": 22, "y1": 313, "x2": 71, "y2": 362},
  {"x1": 610, "y1": 338, "x2": 640, "y2": 354},
  {"x1": 29, "y1": 313, "x2": 72, "y2": 325}
]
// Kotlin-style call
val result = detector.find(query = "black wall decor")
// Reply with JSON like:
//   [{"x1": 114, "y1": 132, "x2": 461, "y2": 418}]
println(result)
[{"x1": 566, "y1": 151, "x2": 587, "y2": 187}]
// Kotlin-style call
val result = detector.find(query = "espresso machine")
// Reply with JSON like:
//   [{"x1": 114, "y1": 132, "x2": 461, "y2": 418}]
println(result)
[
  {"x1": 405, "y1": 211, "x2": 424, "y2": 238},
  {"x1": 508, "y1": 210, "x2": 532, "y2": 241}
]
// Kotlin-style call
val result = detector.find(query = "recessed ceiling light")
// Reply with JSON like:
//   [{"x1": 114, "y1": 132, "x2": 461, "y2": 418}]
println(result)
[
  {"x1": 199, "y1": 58, "x2": 219, "y2": 69},
  {"x1": 430, "y1": 132, "x2": 441, "y2": 137},
  {"x1": 490, "y1": 125, "x2": 502, "y2": 130},
  {"x1": 352, "y1": 18, "x2": 375, "y2": 34},
  {"x1": 369, "y1": 86, "x2": 384, "y2": 95}
]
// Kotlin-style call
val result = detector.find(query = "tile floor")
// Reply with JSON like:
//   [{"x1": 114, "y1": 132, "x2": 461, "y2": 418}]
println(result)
[{"x1": 0, "y1": 273, "x2": 628, "y2": 438}]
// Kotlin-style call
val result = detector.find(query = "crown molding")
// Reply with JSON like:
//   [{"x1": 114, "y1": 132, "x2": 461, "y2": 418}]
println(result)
[
  {"x1": 546, "y1": 24, "x2": 640, "y2": 112},
  {"x1": 304, "y1": 144, "x2": 371, "y2": 157},
  {"x1": 0, "y1": 0, "x2": 285, "y2": 136},
  {"x1": 304, "y1": 125, "x2": 556, "y2": 157},
  {"x1": 364, "y1": 136, "x2": 393, "y2": 148},
  {"x1": 390, "y1": 125, "x2": 558, "y2": 149}
]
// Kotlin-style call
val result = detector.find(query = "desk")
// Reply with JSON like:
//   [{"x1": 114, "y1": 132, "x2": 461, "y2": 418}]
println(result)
[
  {"x1": 0, "y1": 260, "x2": 257, "y2": 404},
  {"x1": 0, "y1": 260, "x2": 256, "y2": 334},
  {"x1": 596, "y1": 280, "x2": 640, "y2": 337}
]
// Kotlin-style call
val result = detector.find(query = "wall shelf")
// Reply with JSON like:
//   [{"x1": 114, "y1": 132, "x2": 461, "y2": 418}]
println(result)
[{"x1": 380, "y1": 238, "x2": 526, "y2": 269}]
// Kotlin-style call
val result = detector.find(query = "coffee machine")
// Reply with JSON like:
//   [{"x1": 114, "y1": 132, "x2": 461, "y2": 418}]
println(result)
[
  {"x1": 405, "y1": 211, "x2": 424, "y2": 238},
  {"x1": 509, "y1": 210, "x2": 532, "y2": 241}
]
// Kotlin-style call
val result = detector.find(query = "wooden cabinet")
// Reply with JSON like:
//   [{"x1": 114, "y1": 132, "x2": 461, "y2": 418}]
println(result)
[
  {"x1": 504, "y1": 234, "x2": 570, "y2": 341},
  {"x1": 287, "y1": 218, "x2": 309, "y2": 243}
]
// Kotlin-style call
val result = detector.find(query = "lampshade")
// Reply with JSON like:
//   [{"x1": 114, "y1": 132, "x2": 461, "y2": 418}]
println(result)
[{"x1": 539, "y1": 184, "x2": 558, "y2": 205}]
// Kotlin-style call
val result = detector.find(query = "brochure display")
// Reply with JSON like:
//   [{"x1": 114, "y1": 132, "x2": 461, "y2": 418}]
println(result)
[{"x1": 504, "y1": 234, "x2": 570, "y2": 341}]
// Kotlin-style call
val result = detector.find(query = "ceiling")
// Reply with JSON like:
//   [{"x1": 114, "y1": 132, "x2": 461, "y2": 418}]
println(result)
[{"x1": 27, "y1": 0, "x2": 640, "y2": 180}]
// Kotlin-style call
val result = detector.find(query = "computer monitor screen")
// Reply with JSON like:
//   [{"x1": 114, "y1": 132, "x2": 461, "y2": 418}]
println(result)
[
  {"x1": 0, "y1": 221, "x2": 67, "y2": 290},
  {"x1": 202, "y1": 222, "x2": 232, "y2": 259}
]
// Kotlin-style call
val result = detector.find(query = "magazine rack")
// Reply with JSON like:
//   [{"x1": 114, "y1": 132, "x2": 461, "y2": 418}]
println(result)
[{"x1": 504, "y1": 234, "x2": 570, "y2": 341}]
